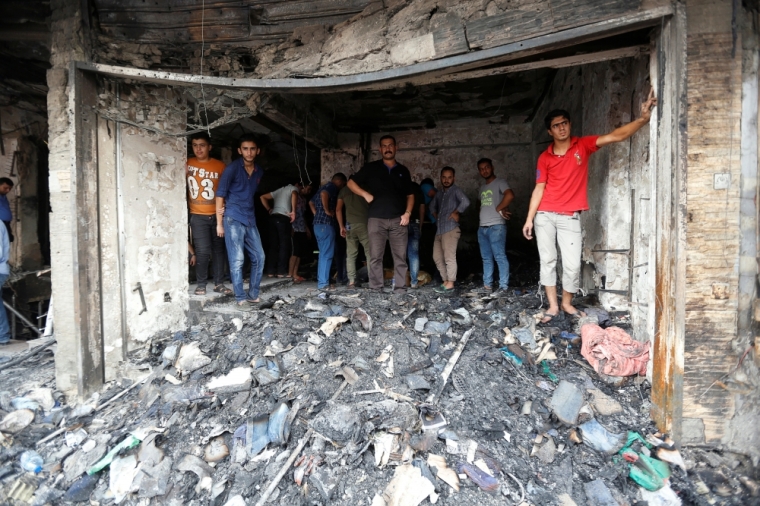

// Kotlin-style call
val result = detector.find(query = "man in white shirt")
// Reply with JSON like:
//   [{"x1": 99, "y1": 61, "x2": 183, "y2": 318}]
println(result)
[{"x1": 260, "y1": 183, "x2": 298, "y2": 278}]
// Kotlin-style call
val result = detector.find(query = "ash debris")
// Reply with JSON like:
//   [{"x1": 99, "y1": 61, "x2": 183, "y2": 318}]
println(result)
[{"x1": 0, "y1": 283, "x2": 758, "y2": 505}]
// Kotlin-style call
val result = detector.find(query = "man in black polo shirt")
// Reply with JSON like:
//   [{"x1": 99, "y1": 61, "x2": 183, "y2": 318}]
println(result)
[{"x1": 347, "y1": 135, "x2": 415, "y2": 293}]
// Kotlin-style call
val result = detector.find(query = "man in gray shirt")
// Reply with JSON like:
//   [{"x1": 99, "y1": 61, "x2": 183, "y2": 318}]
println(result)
[
  {"x1": 429, "y1": 167, "x2": 470, "y2": 294},
  {"x1": 477, "y1": 158, "x2": 514, "y2": 293},
  {"x1": 261, "y1": 183, "x2": 298, "y2": 278}
]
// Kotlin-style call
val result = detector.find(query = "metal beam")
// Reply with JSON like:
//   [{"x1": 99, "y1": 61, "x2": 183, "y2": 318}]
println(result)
[
  {"x1": 417, "y1": 46, "x2": 648, "y2": 86},
  {"x1": 75, "y1": 6, "x2": 671, "y2": 93}
]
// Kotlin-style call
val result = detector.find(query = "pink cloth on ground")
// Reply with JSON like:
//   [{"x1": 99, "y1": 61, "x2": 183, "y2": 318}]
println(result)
[{"x1": 580, "y1": 324, "x2": 650, "y2": 376}]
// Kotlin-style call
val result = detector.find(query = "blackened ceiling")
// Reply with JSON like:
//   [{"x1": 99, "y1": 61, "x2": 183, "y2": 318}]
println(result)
[{"x1": 0, "y1": 0, "x2": 51, "y2": 112}]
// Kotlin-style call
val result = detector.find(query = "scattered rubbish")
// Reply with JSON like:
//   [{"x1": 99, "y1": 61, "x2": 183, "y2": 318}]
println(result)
[
  {"x1": 320, "y1": 316, "x2": 349, "y2": 336},
  {"x1": 64, "y1": 473, "x2": 99, "y2": 502},
  {"x1": 351, "y1": 308, "x2": 372, "y2": 331},
  {"x1": 584, "y1": 478, "x2": 618, "y2": 506},
  {"x1": 293, "y1": 454, "x2": 321, "y2": 485},
  {"x1": 7, "y1": 477, "x2": 37, "y2": 503},
  {"x1": 267, "y1": 402, "x2": 291, "y2": 445},
  {"x1": 20, "y1": 450, "x2": 44, "y2": 473},
  {"x1": 206, "y1": 366, "x2": 253, "y2": 394},
  {"x1": 0, "y1": 408, "x2": 35, "y2": 433},
  {"x1": 0, "y1": 280, "x2": 725, "y2": 505},
  {"x1": 423, "y1": 321, "x2": 450, "y2": 335},
  {"x1": 204, "y1": 436, "x2": 229, "y2": 462},
  {"x1": 587, "y1": 388, "x2": 623, "y2": 415},
  {"x1": 87, "y1": 432, "x2": 143, "y2": 475},
  {"x1": 175, "y1": 341, "x2": 212, "y2": 375},
  {"x1": 419, "y1": 404, "x2": 447, "y2": 431},
  {"x1": 624, "y1": 450, "x2": 671, "y2": 491},
  {"x1": 450, "y1": 308, "x2": 471, "y2": 325},
  {"x1": 456, "y1": 461, "x2": 498, "y2": 493},
  {"x1": 11, "y1": 397, "x2": 39, "y2": 411},
  {"x1": 381, "y1": 464, "x2": 436, "y2": 506},
  {"x1": 581, "y1": 324, "x2": 650, "y2": 376},
  {"x1": 549, "y1": 380, "x2": 584, "y2": 425},
  {"x1": 405, "y1": 374, "x2": 431, "y2": 390},
  {"x1": 579, "y1": 419, "x2": 627, "y2": 454},
  {"x1": 500, "y1": 347, "x2": 523, "y2": 366},
  {"x1": 541, "y1": 360, "x2": 558, "y2": 382},
  {"x1": 252, "y1": 356, "x2": 283, "y2": 386},
  {"x1": 656, "y1": 446, "x2": 686, "y2": 471},
  {"x1": 110, "y1": 455, "x2": 139, "y2": 503},
  {"x1": 583, "y1": 307, "x2": 611, "y2": 327},
  {"x1": 640, "y1": 483, "x2": 683, "y2": 505}
]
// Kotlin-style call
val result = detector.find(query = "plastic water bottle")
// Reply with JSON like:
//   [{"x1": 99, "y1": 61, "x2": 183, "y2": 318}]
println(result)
[{"x1": 20, "y1": 450, "x2": 44, "y2": 474}]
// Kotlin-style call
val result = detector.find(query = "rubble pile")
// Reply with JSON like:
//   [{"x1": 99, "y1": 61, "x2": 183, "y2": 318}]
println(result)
[{"x1": 0, "y1": 284, "x2": 758, "y2": 505}]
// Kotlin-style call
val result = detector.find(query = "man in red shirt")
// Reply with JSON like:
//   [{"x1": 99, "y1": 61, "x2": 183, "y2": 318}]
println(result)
[{"x1": 522, "y1": 89, "x2": 657, "y2": 322}]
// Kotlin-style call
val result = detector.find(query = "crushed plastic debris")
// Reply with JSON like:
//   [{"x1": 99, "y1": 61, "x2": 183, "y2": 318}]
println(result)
[{"x1": 0, "y1": 282, "x2": 735, "y2": 505}]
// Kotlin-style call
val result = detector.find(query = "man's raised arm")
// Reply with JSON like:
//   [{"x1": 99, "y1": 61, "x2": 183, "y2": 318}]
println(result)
[{"x1": 596, "y1": 88, "x2": 657, "y2": 147}]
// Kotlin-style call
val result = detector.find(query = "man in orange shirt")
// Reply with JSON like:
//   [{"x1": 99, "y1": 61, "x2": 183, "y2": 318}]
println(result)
[
  {"x1": 522, "y1": 89, "x2": 657, "y2": 322},
  {"x1": 187, "y1": 132, "x2": 232, "y2": 296}
]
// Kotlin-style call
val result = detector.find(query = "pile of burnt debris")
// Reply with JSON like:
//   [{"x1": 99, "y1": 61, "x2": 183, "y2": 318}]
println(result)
[{"x1": 0, "y1": 283, "x2": 758, "y2": 506}]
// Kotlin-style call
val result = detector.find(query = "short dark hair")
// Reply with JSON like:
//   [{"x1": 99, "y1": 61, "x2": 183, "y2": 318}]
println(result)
[
  {"x1": 238, "y1": 133, "x2": 258, "y2": 149},
  {"x1": 476, "y1": 158, "x2": 493, "y2": 168},
  {"x1": 0, "y1": 178, "x2": 13, "y2": 187},
  {"x1": 379, "y1": 135, "x2": 396, "y2": 145},
  {"x1": 441, "y1": 166, "x2": 455, "y2": 176},
  {"x1": 544, "y1": 109, "x2": 571, "y2": 130},
  {"x1": 190, "y1": 132, "x2": 211, "y2": 144},
  {"x1": 420, "y1": 178, "x2": 435, "y2": 187},
  {"x1": 332, "y1": 172, "x2": 347, "y2": 184}
]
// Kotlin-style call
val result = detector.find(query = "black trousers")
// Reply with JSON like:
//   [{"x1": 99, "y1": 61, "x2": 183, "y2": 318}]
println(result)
[
  {"x1": 190, "y1": 214, "x2": 226, "y2": 286},
  {"x1": 265, "y1": 213, "x2": 292, "y2": 275},
  {"x1": 3, "y1": 221, "x2": 13, "y2": 243}
]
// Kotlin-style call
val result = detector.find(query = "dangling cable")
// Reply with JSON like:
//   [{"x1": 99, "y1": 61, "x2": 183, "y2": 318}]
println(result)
[
  {"x1": 199, "y1": 0, "x2": 211, "y2": 135},
  {"x1": 292, "y1": 129, "x2": 304, "y2": 186},
  {"x1": 304, "y1": 114, "x2": 312, "y2": 185}
]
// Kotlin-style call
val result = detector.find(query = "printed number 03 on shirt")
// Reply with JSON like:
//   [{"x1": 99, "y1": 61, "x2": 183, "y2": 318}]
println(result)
[{"x1": 187, "y1": 176, "x2": 216, "y2": 200}]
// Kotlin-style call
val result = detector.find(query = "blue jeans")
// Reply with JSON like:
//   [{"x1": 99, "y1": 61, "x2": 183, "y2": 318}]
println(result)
[
  {"x1": 314, "y1": 224, "x2": 335, "y2": 289},
  {"x1": 478, "y1": 224, "x2": 509, "y2": 289},
  {"x1": 224, "y1": 217, "x2": 265, "y2": 302},
  {"x1": 407, "y1": 223, "x2": 421, "y2": 286},
  {"x1": 0, "y1": 273, "x2": 9, "y2": 343}
]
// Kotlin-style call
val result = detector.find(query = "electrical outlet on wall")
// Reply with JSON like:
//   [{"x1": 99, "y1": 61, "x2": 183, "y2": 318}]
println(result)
[{"x1": 713, "y1": 173, "x2": 730, "y2": 190}]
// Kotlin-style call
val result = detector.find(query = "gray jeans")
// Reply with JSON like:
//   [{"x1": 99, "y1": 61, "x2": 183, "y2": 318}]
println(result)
[{"x1": 367, "y1": 217, "x2": 408, "y2": 289}]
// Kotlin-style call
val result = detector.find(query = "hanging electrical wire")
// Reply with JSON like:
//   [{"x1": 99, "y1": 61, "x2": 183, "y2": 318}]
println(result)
[
  {"x1": 304, "y1": 114, "x2": 312, "y2": 185},
  {"x1": 292, "y1": 128, "x2": 304, "y2": 186},
  {"x1": 199, "y1": 0, "x2": 211, "y2": 135}
]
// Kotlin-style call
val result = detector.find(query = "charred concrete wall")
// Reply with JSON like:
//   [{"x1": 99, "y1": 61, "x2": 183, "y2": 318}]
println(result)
[
  {"x1": 90, "y1": 0, "x2": 670, "y2": 81},
  {"x1": 681, "y1": 0, "x2": 759, "y2": 464},
  {"x1": 48, "y1": 0, "x2": 91, "y2": 394}
]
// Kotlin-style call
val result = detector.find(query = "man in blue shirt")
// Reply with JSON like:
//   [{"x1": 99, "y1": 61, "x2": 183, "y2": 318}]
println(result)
[
  {"x1": 216, "y1": 134, "x2": 266, "y2": 310},
  {"x1": 309, "y1": 173, "x2": 347, "y2": 291},
  {"x1": 0, "y1": 178, "x2": 14, "y2": 243},
  {"x1": 0, "y1": 220, "x2": 10, "y2": 344}
]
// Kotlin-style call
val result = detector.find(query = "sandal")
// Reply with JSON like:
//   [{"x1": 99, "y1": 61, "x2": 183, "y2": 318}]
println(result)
[
  {"x1": 213, "y1": 284, "x2": 233, "y2": 296},
  {"x1": 194, "y1": 286, "x2": 206, "y2": 295},
  {"x1": 293, "y1": 276, "x2": 306, "y2": 284},
  {"x1": 539, "y1": 311, "x2": 563, "y2": 325}
]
